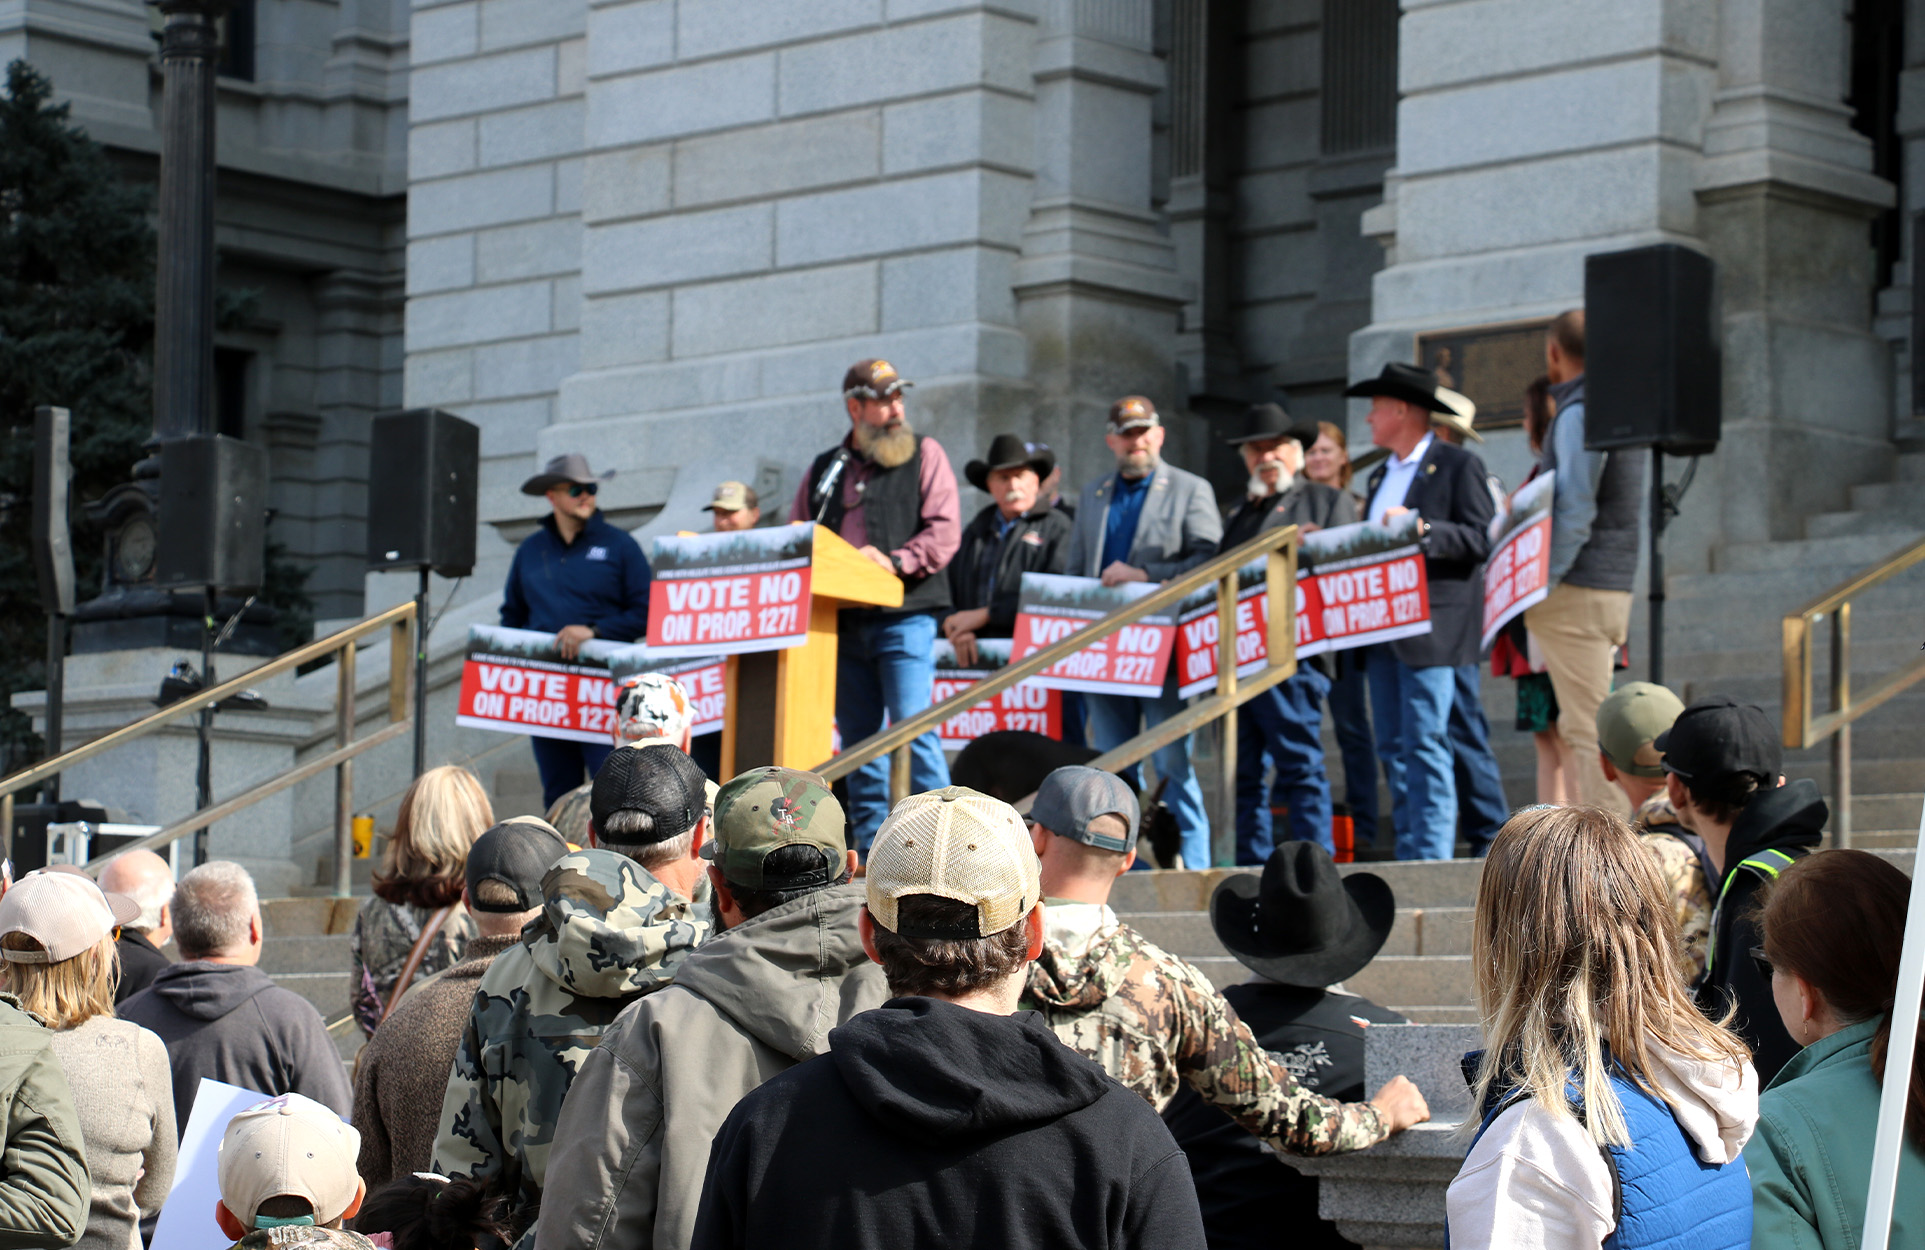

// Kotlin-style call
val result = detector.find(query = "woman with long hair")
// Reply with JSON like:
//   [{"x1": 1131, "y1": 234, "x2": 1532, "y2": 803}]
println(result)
[
  {"x1": 0, "y1": 869, "x2": 176, "y2": 1250},
  {"x1": 1748, "y1": 849, "x2": 1923, "y2": 1247},
  {"x1": 1301, "y1": 419, "x2": 1381, "y2": 854},
  {"x1": 351, "y1": 764, "x2": 494, "y2": 1034},
  {"x1": 1448, "y1": 805, "x2": 1757, "y2": 1249}
]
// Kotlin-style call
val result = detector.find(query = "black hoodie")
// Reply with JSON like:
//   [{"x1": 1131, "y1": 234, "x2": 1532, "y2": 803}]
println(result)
[
  {"x1": 1694, "y1": 778, "x2": 1828, "y2": 1084},
  {"x1": 691, "y1": 996, "x2": 1206, "y2": 1250},
  {"x1": 120, "y1": 961, "x2": 352, "y2": 1132}
]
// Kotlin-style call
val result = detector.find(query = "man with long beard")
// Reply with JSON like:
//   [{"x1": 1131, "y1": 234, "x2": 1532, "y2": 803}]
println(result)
[{"x1": 792, "y1": 359, "x2": 961, "y2": 851}]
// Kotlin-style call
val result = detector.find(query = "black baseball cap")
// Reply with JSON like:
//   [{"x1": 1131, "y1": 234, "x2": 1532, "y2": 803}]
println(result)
[
  {"x1": 589, "y1": 746, "x2": 706, "y2": 844},
  {"x1": 1654, "y1": 694, "x2": 1782, "y2": 783},
  {"x1": 465, "y1": 818, "x2": 569, "y2": 912}
]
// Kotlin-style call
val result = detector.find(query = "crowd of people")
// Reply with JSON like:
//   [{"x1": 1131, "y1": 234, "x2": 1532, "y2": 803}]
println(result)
[{"x1": 0, "y1": 654, "x2": 1909, "y2": 1249}]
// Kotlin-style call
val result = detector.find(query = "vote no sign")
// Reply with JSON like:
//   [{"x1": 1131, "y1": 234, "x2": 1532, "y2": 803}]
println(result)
[
  {"x1": 931, "y1": 639, "x2": 1062, "y2": 744},
  {"x1": 646, "y1": 522, "x2": 814, "y2": 657},
  {"x1": 457, "y1": 625, "x2": 624, "y2": 746},
  {"x1": 1010, "y1": 573, "x2": 1177, "y2": 697}
]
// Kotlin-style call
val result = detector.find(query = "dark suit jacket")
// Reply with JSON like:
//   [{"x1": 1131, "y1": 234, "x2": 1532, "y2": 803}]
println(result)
[
  {"x1": 114, "y1": 929, "x2": 171, "y2": 1004},
  {"x1": 1362, "y1": 438, "x2": 1494, "y2": 668}
]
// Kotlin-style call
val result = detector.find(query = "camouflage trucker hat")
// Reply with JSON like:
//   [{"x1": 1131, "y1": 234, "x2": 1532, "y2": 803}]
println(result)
[
  {"x1": 705, "y1": 767, "x2": 847, "y2": 890},
  {"x1": 866, "y1": 787, "x2": 1040, "y2": 939}
]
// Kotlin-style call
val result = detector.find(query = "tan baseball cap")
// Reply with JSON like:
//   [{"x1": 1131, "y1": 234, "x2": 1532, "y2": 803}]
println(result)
[
  {"x1": 0, "y1": 870, "x2": 139, "y2": 963},
  {"x1": 866, "y1": 787, "x2": 1040, "y2": 938},
  {"x1": 217, "y1": 1094, "x2": 362, "y2": 1229},
  {"x1": 705, "y1": 481, "x2": 758, "y2": 513},
  {"x1": 1107, "y1": 396, "x2": 1160, "y2": 432}
]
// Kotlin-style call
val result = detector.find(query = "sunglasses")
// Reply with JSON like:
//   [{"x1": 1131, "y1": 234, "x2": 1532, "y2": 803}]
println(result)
[
  {"x1": 1749, "y1": 945, "x2": 1775, "y2": 983},
  {"x1": 565, "y1": 483, "x2": 599, "y2": 498}
]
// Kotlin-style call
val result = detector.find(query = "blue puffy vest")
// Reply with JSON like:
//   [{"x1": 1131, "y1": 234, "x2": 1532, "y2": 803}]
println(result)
[{"x1": 1448, "y1": 1063, "x2": 1751, "y2": 1250}]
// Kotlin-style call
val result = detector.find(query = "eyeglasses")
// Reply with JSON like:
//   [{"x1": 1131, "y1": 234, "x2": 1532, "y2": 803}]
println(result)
[
  {"x1": 566, "y1": 483, "x2": 599, "y2": 498},
  {"x1": 1749, "y1": 945, "x2": 1775, "y2": 982}
]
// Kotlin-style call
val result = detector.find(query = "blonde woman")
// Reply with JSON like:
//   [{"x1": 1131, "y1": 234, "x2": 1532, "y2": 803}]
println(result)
[
  {"x1": 0, "y1": 869, "x2": 176, "y2": 1250},
  {"x1": 352, "y1": 765, "x2": 493, "y2": 1034},
  {"x1": 1448, "y1": 806, "x2": 1757, "y2": 1250}
]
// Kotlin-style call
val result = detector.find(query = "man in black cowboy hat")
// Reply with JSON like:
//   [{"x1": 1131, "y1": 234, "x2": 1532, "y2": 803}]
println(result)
[
  {"x1": 1163, "y1": 843, "x2": 1405, "y2": 1250},
  {"x1": 941, "y1": 435, "x2": 1073, "y2": 666},
  {"x1": 1221, "y1": 404, "x2": 1357, "y2": 865},
  {"x1": 503, "y1": 453, "x2": 654, "y2": 808},
  {"x1": 1022, "y1": 767, "x2": 1428, "y2": 1162},
  {"x1": 790, "y1": 359, "x2": 961, "y2": 851},
  {"x1": 1344, "y1": 362, "x2": 1497, "y2": 860}
]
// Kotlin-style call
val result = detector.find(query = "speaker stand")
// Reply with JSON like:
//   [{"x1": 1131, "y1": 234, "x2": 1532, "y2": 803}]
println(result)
[
  {"x1": 413, "y1": 567, "x2": 430, "y2": 779},
  {"x1": 195, "y1": 585, "x2": 214, "y2": 867},
  {"x1": 1648, "y1": 444, "x2": 1665, "y2": 688},
  {"x1": 40, "y1": 614, "x2": 66, "y2": 806}
]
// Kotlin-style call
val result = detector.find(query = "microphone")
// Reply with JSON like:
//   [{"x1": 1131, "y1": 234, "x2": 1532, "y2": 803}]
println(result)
[{"x1": 813, "y1": 449, "x2": 850, "y2": 523}]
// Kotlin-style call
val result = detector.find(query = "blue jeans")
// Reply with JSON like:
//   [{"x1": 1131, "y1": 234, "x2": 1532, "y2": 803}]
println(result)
[
  {"x1": 1085, "y1": 687, "x2": 1212, "y2": 869},
  {"x1": 531, "y1": 736, "x2": 613, "y2": 812},
  {"x1": 1450, "y1": 662, "x2": 1509, "y2": 856},
  {"x1": 838, "y1": 612, "x2": 951, "y2": 851},
  {"x1": 1235, "y1": 667, "x2": 1334, "y2": 864},
  {"x1": 1364, "y1": 647, "x2": 1458, "y2": 860},
  {"x1": 1326, "y1": 656, "x2": 1380, "y2": 848}
]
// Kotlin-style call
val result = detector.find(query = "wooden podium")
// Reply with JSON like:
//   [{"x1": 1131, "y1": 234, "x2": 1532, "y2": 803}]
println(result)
[{"x1": 719, "y1": 525, "x2": 902, "y2": 776}]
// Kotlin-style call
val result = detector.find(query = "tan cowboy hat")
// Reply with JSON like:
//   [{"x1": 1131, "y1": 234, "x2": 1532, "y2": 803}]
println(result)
[{"x1": 1430, "y1": 386, "x2": 1483, "y2": 443}]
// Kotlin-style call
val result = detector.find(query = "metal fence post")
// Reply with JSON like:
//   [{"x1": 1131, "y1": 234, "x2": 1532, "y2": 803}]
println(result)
[
  {"x1": 1831, "y1": 604, "x2": 1851, "y2": 848},
  {"x1": 334, "y1": 640, "x2": 357, "y2": 897},
  {"x1": 1216, "y1": 572, "x2": 1240, "y2": 861},
  {"x1": 890, "y1": 744, "x2": 911, "y2": 807}
]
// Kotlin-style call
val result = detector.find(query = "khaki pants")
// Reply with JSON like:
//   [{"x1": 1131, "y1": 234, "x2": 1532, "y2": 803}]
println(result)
[{"x1": 1524, "y1": 582, "x2": 1634, "y2": 817}]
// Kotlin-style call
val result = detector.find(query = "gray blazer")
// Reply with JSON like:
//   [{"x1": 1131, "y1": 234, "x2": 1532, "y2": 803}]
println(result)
[{"x1": 1065, "y1": 462, "x2": 1222, "y2": 582}]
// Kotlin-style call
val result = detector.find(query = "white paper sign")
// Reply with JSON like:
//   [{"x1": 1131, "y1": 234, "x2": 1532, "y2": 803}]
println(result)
[{"x1": 150, "y1": 1078, "x2": 271, "y2": 1250}]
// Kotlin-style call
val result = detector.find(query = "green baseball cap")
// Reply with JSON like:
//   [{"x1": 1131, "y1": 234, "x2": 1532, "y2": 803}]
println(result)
[
  {"x1": 1596, "y1": 681, "x2": 1686, "y2": 779},
  {"x1": 705, "y1": 766, "x2": 847, "y2": 890}
]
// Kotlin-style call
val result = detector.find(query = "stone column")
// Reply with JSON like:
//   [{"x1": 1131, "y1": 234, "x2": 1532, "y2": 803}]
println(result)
[
  {"x1": 151, "y1": 0, "x2": 230, "y2": 444},
  {"x1": 1013, "y1": 0, "x2": 1192, "y2": 485},
  {"x1": 1694, "y1": 0, "x2": 1896, "y2": 547}
]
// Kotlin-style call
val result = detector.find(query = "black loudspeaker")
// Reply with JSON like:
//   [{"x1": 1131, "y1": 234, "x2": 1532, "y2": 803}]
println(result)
[
  {"x1": 366, "y1": 408, "x2": 479, "y2": 577},
  {"x1": 156, "y1": 434, "x2": 269, "y2": 590},
  {"x1": 31, "y1": 406, "x2": 74, "y2": 615},
  {"x1": 1583, "y1": 243, "x2": 1722, "y2": 455}
]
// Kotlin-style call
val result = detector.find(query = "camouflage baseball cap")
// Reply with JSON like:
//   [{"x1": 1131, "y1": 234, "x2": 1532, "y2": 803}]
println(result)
[
  {"x1": 1596, "y1": 681, "x2": 1686, "y2": 779},
  {"x1": 842, "y1": 358, "x2": 911, "y2": 400},
  {"x1": 614, "y1": 673, "x2": 695, "y2": 746},
  {"x1": 705, "y1": 767, "x2": 847, "y2": 890},
  {"x1": 705, "y1": 481, "x2": 758, "y2": 513}
]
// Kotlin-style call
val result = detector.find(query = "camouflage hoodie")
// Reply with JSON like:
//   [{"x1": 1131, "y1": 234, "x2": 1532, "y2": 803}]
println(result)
[
  {"x1": 431, "y1": 850, "x2": 709, "y2": 1222},
  {"x1": 1021, "y1": 902, "x2": 1385, "y2": 1157}
]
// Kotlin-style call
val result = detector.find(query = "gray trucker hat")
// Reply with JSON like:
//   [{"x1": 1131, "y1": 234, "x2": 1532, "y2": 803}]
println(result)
[{"x1": 1029, "y1": 766, "x2": 1139, "y2": 854}]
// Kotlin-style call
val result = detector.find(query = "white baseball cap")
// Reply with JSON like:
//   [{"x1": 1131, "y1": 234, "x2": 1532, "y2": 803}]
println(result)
[
  {"x1": 218, "y1": 1094, "x2": 363, "y2": 1229},
  {"x1": 0, "y1": 870, "x2": 139, "y2": 963},
  {"x1": 866, "y1": 787, "x2": 1040, "y2": 938}
]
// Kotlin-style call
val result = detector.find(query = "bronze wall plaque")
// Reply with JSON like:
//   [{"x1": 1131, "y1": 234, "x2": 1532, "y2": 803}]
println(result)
[{"x1": 1414, "y1": 317, "x2": 1552, "y2": 430}]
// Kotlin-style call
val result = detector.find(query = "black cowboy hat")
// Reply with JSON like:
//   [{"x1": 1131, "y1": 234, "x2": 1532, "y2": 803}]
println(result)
[
  {"x1": 1342, "y1": 361, "x2": 1455, "y2": 415},
  {"x1": 1209, "y1": 841, "x2": 1394, "y2": 987},
  {"x1": 965, "y1": 433, "x2": 1056, "y2": 493},
  {"x1": 1225, "y1": 402, "x2": 1320, "y2": 448}
]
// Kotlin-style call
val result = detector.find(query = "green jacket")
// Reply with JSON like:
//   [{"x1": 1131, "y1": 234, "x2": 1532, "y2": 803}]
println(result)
[
  {"x1": 1747, "y1": 1015, "x2": 1925, "y2": 1249},
  {"x1": 431, "y1": 851, "x2": 708, "y2": 1223},
  {"x1": 0, "y1": 996, "x2": 89, "y2": 1248}
]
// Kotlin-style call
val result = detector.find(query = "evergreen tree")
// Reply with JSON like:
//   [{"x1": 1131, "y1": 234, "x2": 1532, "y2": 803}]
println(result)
[{"x1": 0, "y1": 59, "x2": 154, "y2": 769}]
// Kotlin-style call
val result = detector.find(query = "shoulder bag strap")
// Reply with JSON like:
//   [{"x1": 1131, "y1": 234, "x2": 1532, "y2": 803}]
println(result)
[{"x1": 379, "y1": 904, "x2": 456, "y2": 1024}]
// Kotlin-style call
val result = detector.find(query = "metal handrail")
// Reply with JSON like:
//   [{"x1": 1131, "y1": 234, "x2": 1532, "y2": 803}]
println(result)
[
  {"x1": 818, "y1": 525, "x2": 1301, "y2": 822},
  {"x1": 0, "y1": 601, "x2": 418, "y2": 895},
  {"x1": 1781, "y1": 534, "x2": 1925, "y2": 848}
]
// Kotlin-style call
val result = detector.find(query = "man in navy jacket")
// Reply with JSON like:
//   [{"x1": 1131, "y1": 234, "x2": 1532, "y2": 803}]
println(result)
[
  {"x1": 502, "y1": 453, "x2": 653, "y2": 807},
  {"x1": 1344, "y1": 363, "x2": 1496, "y2": 860}
]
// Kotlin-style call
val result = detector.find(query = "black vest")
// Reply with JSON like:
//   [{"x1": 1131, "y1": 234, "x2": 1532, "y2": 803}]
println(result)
[
  {"x1": 806, "y1": 438, "x2": 952, "y2": 617},
  {"x1": 1545, "y1": 378, "x2": 1643, "y2": 591}
]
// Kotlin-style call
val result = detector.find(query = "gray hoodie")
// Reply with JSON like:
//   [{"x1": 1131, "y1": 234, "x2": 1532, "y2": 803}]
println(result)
[{"x1": 533, "y1": 883, "x2": 888, "y2": 1250}]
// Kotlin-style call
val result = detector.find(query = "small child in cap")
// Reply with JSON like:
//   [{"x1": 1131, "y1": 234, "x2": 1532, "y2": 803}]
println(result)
[{"x1": 215, "y1": 1094, "x2": 375, "y2": 1249}]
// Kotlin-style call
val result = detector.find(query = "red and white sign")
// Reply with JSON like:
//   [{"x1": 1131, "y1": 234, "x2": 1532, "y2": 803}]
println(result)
[
  {"x1": 456, "y1": 626, "x2": 623, "y2": 745},
  {"x1": 1010, "y1": 573, "x2": 1176, "y2": 697},
  {"x1": 646, "y1": 522, "x2": 814, "y2": 657},
  {"x1": 1296, "y1": 513, "x2": 1431, "y2": 654},
  {"x1": 607, "y1": 646, "x2": 728, "y2": 737},
  {"x1": 1481, "y1": 470, "x2": 1555, "y2": 651},
  {"x1": 1173, "y1": 563, "x2": 1274, "y2": 698},
  {"x1": 930, "y1": 640, "x2": 1062, "y2": 743}
]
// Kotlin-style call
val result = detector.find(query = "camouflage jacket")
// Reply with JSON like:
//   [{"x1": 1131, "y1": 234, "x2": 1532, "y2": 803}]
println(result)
[
  {"x1": 431, "y1": 850, "x2": 709, "y2": 1219},
  {"x1": 1635, "y1": 792, "x2": 1713, "y2": 982},
  {"x1": 232, "y1": 1228, "x2": 378, "y2": 1250},
  {"x1": 1020, "y1": 902, "x2": 1386, "y2": 1156},
  {"x1": 349, "y1": 895, "x2": 476, "y2": 1036}
]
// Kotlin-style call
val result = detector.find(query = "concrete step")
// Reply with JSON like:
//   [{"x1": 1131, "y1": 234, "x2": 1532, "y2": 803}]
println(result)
[
  {"x1": 1714, "y1": 532, "x2": 1925, "y2": 575},
  {"x1": 1805, "y1": 509, "x2": 1925, "y2": 541},
  {"x1": 259, "y1": 934, "x2": 354, "y2": 976},
  {"x1": 493, "y1": 766, "x2": 547, "y2": 823},
  {"x1": 1346, "y1": 956, "x2": 1472, "y2": 1009},
  {"x1": 1848, "y1": 478, "x2": 1925, "y2": 511},
  {"x1": 1667, "y1": 560, "x2": 1925, "y2": 605},
  {"x1": 262, "y1": 897, "x2": 357, "y2": 936},
  {"x1": 1108, "y1": 861, "x2": 1488, "y2": 915},
  {"x1": 271, "y1": 970, "x2": 349, "y2": 1023},
  {"x1": 1122, "y1": 906, "x2": 1474, "y2": 963}
]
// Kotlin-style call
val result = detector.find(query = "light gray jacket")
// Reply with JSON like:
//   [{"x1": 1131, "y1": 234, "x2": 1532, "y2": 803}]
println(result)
[
  {"x1": 533, "y1": 884, "x2": 887, "y2": 1250},
  {"x1": 1064, "y1": 461, "x2": 1223, "y2": 582}
]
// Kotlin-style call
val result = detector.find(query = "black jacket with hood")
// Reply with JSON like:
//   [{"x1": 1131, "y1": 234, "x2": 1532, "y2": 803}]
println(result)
[
  {"x1": 120, "y1": 961, "x2": 352, "y2": 1131},
  {"x1": 691, "y1": 996, "x2": 1206, "y2": 1250},
  {"x1": 1694, "y1": 778, "x2": 1828, "y2": 1084}
]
